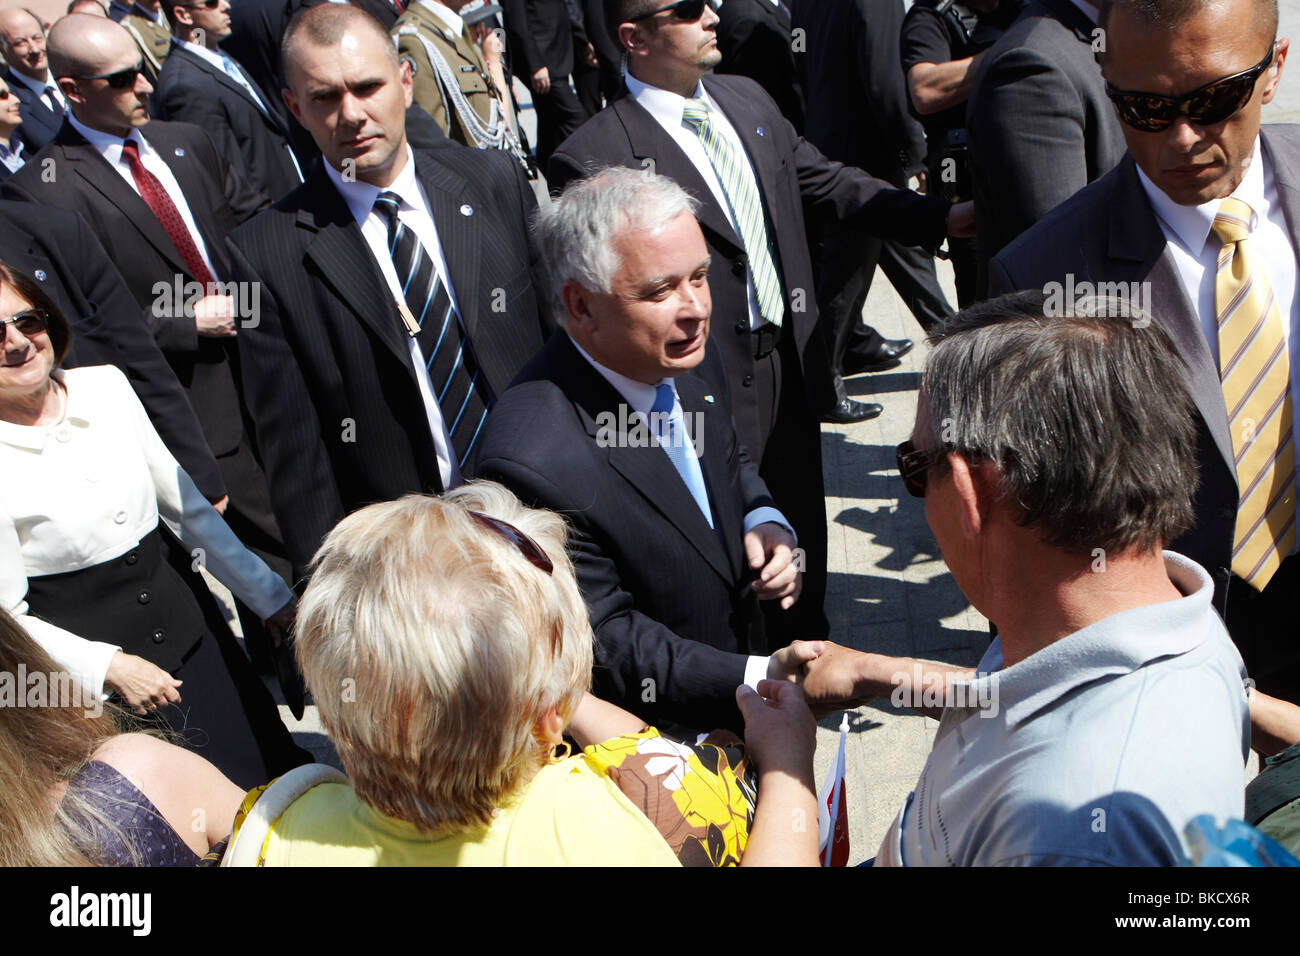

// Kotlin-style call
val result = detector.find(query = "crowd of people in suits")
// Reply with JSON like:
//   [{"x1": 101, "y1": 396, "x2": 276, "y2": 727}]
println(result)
[{"x1": 0, "y1": 0, "x2": 1299, "y2": 867}]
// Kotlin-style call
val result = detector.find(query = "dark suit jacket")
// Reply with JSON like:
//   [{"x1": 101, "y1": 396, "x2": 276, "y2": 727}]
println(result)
[
  {"x1": 3, "y1": 119, "x2": 268, "y2": 461},
  {"x1": 967, "y1": 0, "x2": 1125, "y2": 290},
  {"x1": 501, "y1": 0, "x2": 582, "y2": 79},
  {"x1": 225, "y1": 146, "x2": 553, "y2": 576},
  {"x1": 792, "y1": 0, "x2": 926, "y2": 183},
  {"x1": 475, "y1": 331, "x2": 775, "y2": 731},
  {"x1": 549, "y1": 72, "x2": 950, "y2": 456},
  {"x1": 0, "y1": 200, "x2": 226, "y2": 499},
  {"x1": 4, "y1": 67, "x2": 62, "y2": 153},
  {"x1": 717, "y1": 0, "x2": 805, "y2": 132},
  {"x1": 989, "y1": 125, "x2": 1300, "y2": 615},
  {"x1": 153, "y1": 43, "x2": 303, "y2": 203}
]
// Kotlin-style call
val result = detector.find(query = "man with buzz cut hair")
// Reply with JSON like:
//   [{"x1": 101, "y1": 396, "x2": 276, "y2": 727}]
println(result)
[
  {"x1": 798, "y1": 292, "x2": 1251, "y2": 866},
  {"x1": 989, "y1": 0, "x2": 1300, "y2": 705},
  {"x1": 226, "y1": 1, "x2": 551, "y2": 579},
  {"x1": 476, "y1": 166, "x2": 822, "y2": 733}
]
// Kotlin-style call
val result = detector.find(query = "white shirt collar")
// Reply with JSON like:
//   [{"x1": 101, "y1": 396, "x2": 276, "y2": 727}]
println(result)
[
  {"x1": 569, "y1": 334, "x2": 672, "y2": 416},
  {"x1": 1137, "y1": 136, "x2": 1267, "y2": 257},
  {"x1": 324, "y1": 144, "x2": 422, "y2": 226},
  {"x1": 8, "y1": 67, "x2": 54, "y2": 97},
  {"x1": 68, "y1": 112, "x2": 148, "y2": 166},
  {"x1": 624, "y1": 72, "x2": 711, "y2": 130},
  {"x1": 415, "y1": 0, "x2": 467, "y2": 36},
  {"x1": 178, "y1": 38, "x2": 228, "y2": 72}
]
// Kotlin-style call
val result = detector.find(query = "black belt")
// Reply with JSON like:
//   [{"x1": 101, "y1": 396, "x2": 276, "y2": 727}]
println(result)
[{"x1": 752, "y1": 322, "x2": 781, "y2": 359}]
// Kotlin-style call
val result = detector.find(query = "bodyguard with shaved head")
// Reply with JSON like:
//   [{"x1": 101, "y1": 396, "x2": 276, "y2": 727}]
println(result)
[
  {"x1": 3, "y1": 13, "x2": 296, "y2": 675},
  {"x1": 990, "y1": 0, "x2": 1300, "y2": 705}
]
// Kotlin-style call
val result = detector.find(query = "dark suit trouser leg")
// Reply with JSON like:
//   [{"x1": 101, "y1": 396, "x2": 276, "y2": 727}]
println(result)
[
  {"x1": 949, "y1": 236, "x2": 979, "y2": 309},
  {"x1": 1226, "y1": 553, "x2": 1300, "y2": 705},
  {"x1": 534, "y1": 81, "x2": 589, "y2": 174},
  {"x1": 757, "y1": 330, "x2": 830, "y2": 645},
  {"x1": 877, "y1": 240, "x2": 954, "y2": 333},
  {"x1": 574, "y1": 62, "x2": 602, "y2": 116}
]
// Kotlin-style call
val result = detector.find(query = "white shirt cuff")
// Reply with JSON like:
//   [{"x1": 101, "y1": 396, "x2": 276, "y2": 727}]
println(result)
[
  {"x1": 743, "y1": 507, "x2": 796, "y2": 543},
  {"x1": 744, "y1": 654, "x2": 771, "y2": 691}
]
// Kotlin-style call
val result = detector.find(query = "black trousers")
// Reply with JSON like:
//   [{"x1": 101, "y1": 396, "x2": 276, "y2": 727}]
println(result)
[
  {"x1": 532, "y1": 79, "x2": 589, "y2": 174},
  {"x1": 1226, "y1": 552, "x2": 1300, "y2": 705}
]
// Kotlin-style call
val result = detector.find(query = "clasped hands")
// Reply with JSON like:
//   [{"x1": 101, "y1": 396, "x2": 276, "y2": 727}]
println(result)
[{"x1": 765, "y1": 640, "x2": 893, "y2": 717}]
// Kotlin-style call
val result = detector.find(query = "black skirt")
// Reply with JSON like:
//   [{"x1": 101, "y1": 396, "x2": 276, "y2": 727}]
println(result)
[{"x1": 25, "y1": 525, "x2": 310, "y2": 790}]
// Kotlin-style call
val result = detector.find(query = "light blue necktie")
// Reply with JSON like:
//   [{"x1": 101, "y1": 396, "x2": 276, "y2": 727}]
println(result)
[{"x1": 650, "y1": 384, "x2": 713, "y2": 529}]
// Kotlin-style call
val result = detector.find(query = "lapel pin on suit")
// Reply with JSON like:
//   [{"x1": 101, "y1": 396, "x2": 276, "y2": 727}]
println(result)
[
  {"x1": 174, "y1": 147, "x2": 185, "y2": 157},
  {"x1": 460, "y1": 203, "x2": 473, "y2": 216},
  {"x1": 704, "y1": 394, "x2": 715, "y2": 403},
  {"x1": 33, "y1": 270, "x2": 47, "y2": 282},
  {"x1": 756, "y1": 127, "x2": 766, "y2": 137}
]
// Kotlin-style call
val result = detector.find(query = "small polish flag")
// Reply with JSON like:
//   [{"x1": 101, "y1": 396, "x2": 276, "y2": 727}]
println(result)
[{"x1": 817, "y1": 713, "x2": 851, "y2": 867}]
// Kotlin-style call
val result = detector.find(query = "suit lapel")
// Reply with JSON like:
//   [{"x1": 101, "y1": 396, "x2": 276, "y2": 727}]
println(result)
[
  {"x1": 1262, "y1": 126, "x2": 1300, "y2": 271},
  {"x1": 7, "y1": 69, "x2": 58, "y2": 129},
  {"x1": 146, "y1": 125, "x2": 232, "y2": 276},
  {"x1": 676, "y1": 371, "x2": 745, "y2": 580},
  {"x1": 176, "y1": 46, "x2": 287, "y2": 136},
  {"x1": 613, "y1": 95, "x2": 743, "y2": 252},
  {"x1": 415, "y1": 153, "x2": 482, "y2": 343},
  {"x1": 557, "y1": 334, "x2": 735, "y2": 582},
  {"x1": 703, "y1": 75, "x2": 788, "y2": 243},
  {"x1": 298, "y1": 163, "x2": 413, "y2": 369},
  {"x1": 56, "y1": 126, "x2": 191, "y2": 277},
  {"x1": 1108, "y1": 157, "x2": 1235, "y2": 472}
]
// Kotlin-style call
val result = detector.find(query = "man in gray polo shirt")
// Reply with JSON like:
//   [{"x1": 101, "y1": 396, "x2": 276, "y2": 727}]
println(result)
[{"x1": 802, "y1": 291, "x2": 1252, "y2": 866}]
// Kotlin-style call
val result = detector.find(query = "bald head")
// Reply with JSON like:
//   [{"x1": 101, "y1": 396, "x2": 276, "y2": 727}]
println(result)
[
  {"x1": 281, "y1": 2, "x2": 397, "y2": 90},
  {"x1": 48, "y1": 13, "x2": 138, "y2": 79}
]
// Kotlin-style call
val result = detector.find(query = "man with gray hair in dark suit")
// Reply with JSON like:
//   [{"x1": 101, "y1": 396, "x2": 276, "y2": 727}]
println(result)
[{"x1": 989, "y1": 0, "x2": 1299, "y2": 705}]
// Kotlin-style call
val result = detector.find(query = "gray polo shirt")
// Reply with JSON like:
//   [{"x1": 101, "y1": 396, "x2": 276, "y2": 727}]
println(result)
[{"x1": 877, "y1": 552, "x2": 1251, "y2": 866}]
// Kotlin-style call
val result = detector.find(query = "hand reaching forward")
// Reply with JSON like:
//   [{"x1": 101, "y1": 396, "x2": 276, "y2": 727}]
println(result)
[
  {"x1": 744, "y1": 521, "x2": 802, "y2": 609},
  {"x1": 104, "y1": 651, "x2": 182, "y2": 715}
]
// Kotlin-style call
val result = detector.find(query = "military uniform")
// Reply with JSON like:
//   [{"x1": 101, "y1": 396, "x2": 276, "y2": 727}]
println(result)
[
  {"x1": 121, "y1": 3, "x2": 171, "y2": 85},
  {"x1": 394, "y1": 2, "x2": 501, "y2": 147}
]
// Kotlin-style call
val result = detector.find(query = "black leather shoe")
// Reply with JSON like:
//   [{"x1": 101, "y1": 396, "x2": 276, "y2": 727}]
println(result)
[
  {"x1": 822, "y1": 398, "x2": 884, "y2": 424},
  {"x1": 843, "y1": 337, "x2": 915, "y2": 375}
]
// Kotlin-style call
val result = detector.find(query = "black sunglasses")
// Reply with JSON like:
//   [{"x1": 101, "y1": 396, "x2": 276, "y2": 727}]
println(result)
[
  {"x1": 629, "y1": 0, "x2": 715, "y2": 23},
  {"x1": 467, "y1": 510, "x2": 554, "y2": 575},
  {"x1": 184, "y1": 0, "x2": 223, "y2": 8},
  {"x1": 69, "y1": 60, "x2": 146, "y2": 90},
  {"x1": 896, "y1": 439, "x2": 948, "y2": 499},
  {"x1": 1103, "y1": 43, "x2": 1276, "y2": 132},
  {"x1": 0, "y1": 309, "x2": 49, "y2": 342}
]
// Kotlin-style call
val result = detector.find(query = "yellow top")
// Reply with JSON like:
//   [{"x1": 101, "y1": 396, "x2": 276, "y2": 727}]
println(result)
[{"x1": 259, "y1": 755, "x2": 681, "y2": 867}]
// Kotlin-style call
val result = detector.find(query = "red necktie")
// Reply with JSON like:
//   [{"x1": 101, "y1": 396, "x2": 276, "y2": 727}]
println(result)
[{"x1": 121, "y1": 138, "x2": 217, "y2": 286}]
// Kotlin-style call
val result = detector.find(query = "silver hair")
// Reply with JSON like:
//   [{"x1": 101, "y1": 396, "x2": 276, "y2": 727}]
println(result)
[{"x1": 533, "y1": 166, "x2": 701, "y2": 321}]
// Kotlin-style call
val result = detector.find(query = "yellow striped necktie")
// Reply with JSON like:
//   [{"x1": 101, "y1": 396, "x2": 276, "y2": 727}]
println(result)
[
  {"x1": 681, "y1": 98, "x2": 784, "y2": 327},
  {"x1": 1212, "y1": 196, "x2": 1296, "y2": 590}
]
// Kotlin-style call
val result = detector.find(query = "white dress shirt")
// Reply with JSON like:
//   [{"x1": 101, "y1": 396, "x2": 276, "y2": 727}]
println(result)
[
  {"x1": 0, "y1": 135, "x2": 24, "y2": 174},
  {"x1": 9, "y1": 67, "x2": 66, "y2": 111},
  {"x1": 1138, "y1": 137, "x2": 1300, "y2": 554},
  {"x1": 570, "y1": 339, "x2": 792, "y2": 688},
  {"x1": 68, "y1": 112, "x2": 221, "y2": 280},
  {"x1": 624, "y1": 72, "x2": 767, "y2": 330},
  {"x1": 325, "y1": 146, "x2": 463, "y2": 489},
  {"x1": 0, "y1": 366, "x2": 294, "y2": 695}
]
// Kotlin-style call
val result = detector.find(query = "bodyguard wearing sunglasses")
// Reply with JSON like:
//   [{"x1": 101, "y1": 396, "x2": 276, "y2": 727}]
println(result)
[
  {"x1": 990, "y1": 0, "x2": 1300, "y2": 706},
  {"x1": 550, "y1": 0, "x2": 974, "y2": 647}
]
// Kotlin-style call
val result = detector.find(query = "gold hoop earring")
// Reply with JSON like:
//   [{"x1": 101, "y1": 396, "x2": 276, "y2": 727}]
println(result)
[{"x1": 549, "y1": 741, "x2": 572, "y2": 764}]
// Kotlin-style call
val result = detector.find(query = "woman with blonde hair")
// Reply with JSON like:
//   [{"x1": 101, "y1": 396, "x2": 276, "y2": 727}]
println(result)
[
  {"x1": 228, "y1": 482, "x2": 819, "y2": 866},
  {"x1": 0, "y1": 608, "x2": 243, "y2": 866}
]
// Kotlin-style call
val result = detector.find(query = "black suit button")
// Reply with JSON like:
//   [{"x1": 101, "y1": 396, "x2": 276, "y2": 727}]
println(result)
[
  {"x1": 742, "y1": 374, "x2": 754, "y2": 387},
  {"x1": 125, "y1": 551, "x2": 139, "y2": 566},
  {"x1": 1219, "y1": 505, "x2": 1236, "y2": 520},
  {"x1": 137, "y1": 590, "x2": 151, "y2": 605},
  {"x1": 734, "y1": 320, "x2": 747, "y2": 334},
  {"x1": 151, "y1": 628, "x2": 165, "y2": 644},
  {"x1": 732, "y1": 257, "x2": 746, "y2": 276}
]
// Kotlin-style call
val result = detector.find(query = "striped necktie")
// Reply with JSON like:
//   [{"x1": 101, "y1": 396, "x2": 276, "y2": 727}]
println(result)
[
  {"x1": 373, "y1": 191, "x2": 492, "y2": 471},
  {"x1": 1212, "y1": 197, "x2": 1296, "y2": 590},
  {"x1": 650, "y1": 383, "x2": 713, "y2": 528},
  {"x1": 681, "y1": 97, "x2": 784, "y2": 327}
]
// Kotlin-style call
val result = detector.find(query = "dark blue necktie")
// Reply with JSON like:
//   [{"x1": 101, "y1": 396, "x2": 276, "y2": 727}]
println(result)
[{"x1": 373, "y1": 190, "x2": 491, "y2": 470}]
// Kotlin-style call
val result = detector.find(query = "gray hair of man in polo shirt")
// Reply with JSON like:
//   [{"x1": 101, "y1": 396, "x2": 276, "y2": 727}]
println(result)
[{"x1": 531, "y1": 165, "x2": 701, "y2": 327}]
